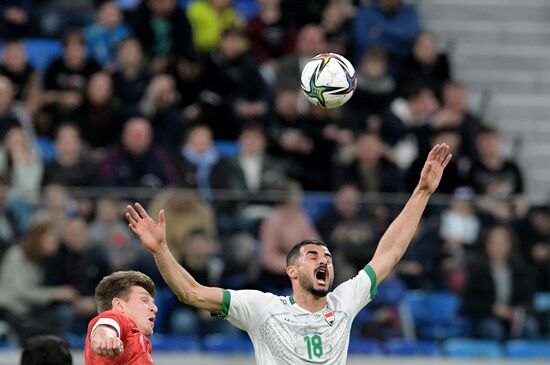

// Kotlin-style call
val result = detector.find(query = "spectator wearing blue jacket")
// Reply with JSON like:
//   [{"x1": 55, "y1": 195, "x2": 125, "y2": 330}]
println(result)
[
  {"x1": 353, "y1": 0, "x2": 420, "y2": 65},
  {"x1": 85, "y1": 0, "x2": 132, "y2": 69}
]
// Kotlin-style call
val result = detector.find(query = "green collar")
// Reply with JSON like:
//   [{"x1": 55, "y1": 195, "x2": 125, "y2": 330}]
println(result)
[{"x1": 289, "y1": 295, "x2": 296, "y2": 305}]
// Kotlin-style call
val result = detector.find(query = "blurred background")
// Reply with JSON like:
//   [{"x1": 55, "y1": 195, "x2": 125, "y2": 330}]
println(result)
[{"x1": 1, "y1": 0, "x2": 550, "y2": 362}]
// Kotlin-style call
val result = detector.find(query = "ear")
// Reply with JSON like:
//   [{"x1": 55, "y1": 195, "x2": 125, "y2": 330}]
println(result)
[
  {"x1": 112, "y1": 297, "x2": 124, "y2": 312},
  {"x1": 286, "y1": 265, "x2": 298, "y2": 280}
]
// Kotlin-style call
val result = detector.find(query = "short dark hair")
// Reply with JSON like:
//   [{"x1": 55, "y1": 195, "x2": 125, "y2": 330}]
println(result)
[
  {"x1": 21, "y1": 335, "x2": 72, "y2": 365},
  {"x1": 95, "y1": 271, "x2": 156, "y2": 312},
  {"x1": 286, "y1": 240, "x2": 328, "y2": 266}
]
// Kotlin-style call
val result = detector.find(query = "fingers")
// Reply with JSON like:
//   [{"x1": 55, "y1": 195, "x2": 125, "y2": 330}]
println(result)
[
  {"x1": 94, "y1": 337, "x2": 124, "y2": 357},
  {"x1": 126, "y1": 211, "x2": 138, "y2": 226},
  {"x1": 134, "y1": 202, "x2": 149, "y2": 219},
  {"x1": 126, "y1": 204, "x2": 141, "y2": 222},
  {"x1": 159, "y1": 209, "x2": 165, "y2": 225},
  {"x1": 429, "y1": 143, "x2": 451, "y2": 165},
  {"x1": 442, "y1": 153, "x2": 452, "y2": 169}
]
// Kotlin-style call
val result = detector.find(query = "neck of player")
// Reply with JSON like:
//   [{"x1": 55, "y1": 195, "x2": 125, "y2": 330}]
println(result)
[{"x1": 292, "y1": 289, "x2": 327, "y2": 313}]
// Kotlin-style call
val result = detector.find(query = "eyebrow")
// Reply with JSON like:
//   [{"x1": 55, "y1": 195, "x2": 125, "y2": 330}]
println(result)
[{"x1": 305, "y1": 250, "x2": 332, "y2": 258}]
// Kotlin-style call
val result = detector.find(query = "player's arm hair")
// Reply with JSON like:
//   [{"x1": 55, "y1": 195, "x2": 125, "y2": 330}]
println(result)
[
  {"x1": 367, "y1": 186, "x2": 431, "y2": 284},
  {"x1": 152, "y1": 245, "x2": 224, "y2": 314}
]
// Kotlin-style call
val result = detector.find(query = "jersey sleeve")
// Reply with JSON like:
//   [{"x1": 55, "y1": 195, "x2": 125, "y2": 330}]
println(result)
[
  {"x1": 90, "y1": 311, "x2": 129, "y2": 340},
  {"x1": 218, "y1": 289, "x2": 274, "y2": 332},
  {"x1": 332, "y1": 264, "x2": 378, "y2": 317}
]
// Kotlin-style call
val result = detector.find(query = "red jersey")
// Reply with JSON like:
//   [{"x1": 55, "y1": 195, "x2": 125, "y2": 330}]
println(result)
[{"x1": 85, "y1": 310, "x2": 153, "y2": 365}]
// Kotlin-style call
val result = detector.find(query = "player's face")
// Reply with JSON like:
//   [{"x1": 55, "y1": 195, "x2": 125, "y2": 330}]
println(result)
[
  {"x1": 297, "y1": 244, "x2": 334, "y2": 297},
  {"x1": 119, "y1": 286, "x2": 158, "y2": 336}
]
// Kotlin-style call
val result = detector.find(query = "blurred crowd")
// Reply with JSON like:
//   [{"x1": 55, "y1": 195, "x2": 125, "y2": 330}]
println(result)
[{"x1": 0, "y1": 0, "x2": 549, "y2": 346}]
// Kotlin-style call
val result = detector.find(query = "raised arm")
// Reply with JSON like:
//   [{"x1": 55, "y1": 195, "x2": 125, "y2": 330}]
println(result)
[
  {"x1": 90, "y1": 325, "x2": 124, "y2": 357},
  {"x1": 368, "y1": 144, "x2": 452, "y2": 283},
  {"x1": 126, "y1": 203, "x2": 224, "y2": 314}
]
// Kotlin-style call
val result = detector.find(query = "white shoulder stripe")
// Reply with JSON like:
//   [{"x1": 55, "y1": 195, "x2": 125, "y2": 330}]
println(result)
[{"x1": 92, "y1": 318, "x2": 121, "y2": 337}]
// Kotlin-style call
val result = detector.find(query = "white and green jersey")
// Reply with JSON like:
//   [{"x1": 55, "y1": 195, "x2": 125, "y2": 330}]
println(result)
[{"x1": 219, "y1": 265, "x2": 378, "y2": 365}]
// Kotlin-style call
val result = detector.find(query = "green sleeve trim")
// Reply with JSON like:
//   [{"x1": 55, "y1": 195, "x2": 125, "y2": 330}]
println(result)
[
  {"x1": 363, "y1": 265, "x2": 378, "y2": 299},
  {"x1": 220, "y1": 289, "x2": 231, "y2": 318}
]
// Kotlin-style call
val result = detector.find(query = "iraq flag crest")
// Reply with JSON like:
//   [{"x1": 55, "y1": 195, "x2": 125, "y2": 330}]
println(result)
[{"x1": 323, "y1": 308, "x2": 335, "y2": 326}]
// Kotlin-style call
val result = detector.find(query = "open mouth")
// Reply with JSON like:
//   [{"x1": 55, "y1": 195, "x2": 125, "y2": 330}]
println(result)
[
  {"x1": 148, "y1": 317, "x2": 155, "y2": 326},
  {"x1": 315, "y1": 267, "x2": 327, "y2": 285}
]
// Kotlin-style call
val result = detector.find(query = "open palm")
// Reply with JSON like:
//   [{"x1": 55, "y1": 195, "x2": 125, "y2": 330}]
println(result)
[
  {"x1": 126, "y1": 203, "x2": 166, "y2": 253},
  {"x1": 418, "y1": 143, "x2": 452, "y2": 194}
]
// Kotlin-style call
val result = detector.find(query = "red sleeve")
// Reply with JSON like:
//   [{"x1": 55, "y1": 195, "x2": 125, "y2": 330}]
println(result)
[{"x1": 88, "y1": 310, "x2": 130, "y2": 340}]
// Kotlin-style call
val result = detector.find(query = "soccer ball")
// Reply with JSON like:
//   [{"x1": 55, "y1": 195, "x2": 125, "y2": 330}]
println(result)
[{"x1": 300, "y1": 52, "x2": 357, "y2": 109}]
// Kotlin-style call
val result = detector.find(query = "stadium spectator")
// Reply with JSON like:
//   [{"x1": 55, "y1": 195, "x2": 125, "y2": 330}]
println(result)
[
  {"x1": 437, "y1": 187, "x2": 480, "y2": 291},
  {"x1": 462, "y1": 225, "x2": 539, "y2": 340},
  {"x1": 0, "y1": 219, "x2": 77, "y2": 342},
  {"x1": 380, "y1": 80, "x2": 438, "y2": 169},
  {"x1": 0, "y1": 126, "x2": 43, "y2": 200},
  {"x1": 0, "y1": 76, "x2": 35, "y2": 140},
  {"x1": 75, "y1": 71, "x2": 124, "y2": 150},
  {"x1": 353, "y1": 0, "x2": 421, "y2": 64},
  {"x1": 99, "y1": 117, "x2": 179, "y2": 188},
  {"x1": 515, "y1": 205, "x2": 550, "y2": 292},
  {"x1": 406, "y1": 128, "x2": 464, "y2": 194},
  {"x1": 276, "y1": 24, "x2": 327, "y2": 91},
  {"x1": 139, "y1": 74, "x2": 187, "y2": 153},
  {"x1": 0, "y1": 39, "x2": 41, "y2": 114},
  {"x1": 199, "y1": 27, "x2": 268, "y2": 140},
  {"x1": 112, "y1": 37, "x2": 151, "y2": 113},
  {"x1": 88, "y1": 197, "x2": 139, "y2": 271},
  {"x1": 187, "y1": 0, "x2": 245, "y2": 55},
  {"x1": 267, "y1": 88, "x2": 334, "y2": 191},
  {"x1": 84, "y1": 0, "x2": 132, "y2": 69},
  {"x1": 316, "y1": 183, "x2": 378, "y2": 284},
  {"x1": 128, "y1": 0, "x2": 195, "y2": 73},
  {"x1": 0, "y1": 179, "x2": 21, "y2": 260},
  {"x1": 42, "y1": 123, "x2": 96, "y2": 186},
  {"x1": 398, "y1": 30, "x2": 451, "y2": 98},
  {"x1": 34, "y1": 184, "x2": 77, "y2": 237},
  {"x1": 168, "y1": 230, "x2": 235, "y2": 337},
  {"x1": 44, "y1": 216, "x2": 111, "y2": 334},
  {"x1": 217, "y1": 123, "x2": 287, "y2": 232},
  {"x1": 246, "y1": 0, "x2": 298, "y2": 84},
  {"x1": 430, "y1": 80, "x2": 481, "y2": 164},
  {"x1": 467, "y1": 125, "x2": 524, "y2": 198},
  {"x1": 149, "y1": 190, "x2": 218, "y2": 261},
  {"x1": 345, "y1": 47, "x2": 396, "y2": 130},
  {"x1": 334, "y1": 133, "x2": 402, "y2": 193},
  {"x1": 20, "y1": 334, "x2": 72, "y2": 365},
  {"x1": 175, "y1": 124, "x2": 227, "y2": 199},
  {"x1": 0, "y1": 1, "x2": 35, "y2": 38},
  {"x1": 321, "y1": 1, "x2": 353, "y2": 60},
  {"x1": 40, "y1": 29, "x2": 101, "y2": 136},
  {"x1": 259, "y1": 180, "x2": 320, "y2": 291}
]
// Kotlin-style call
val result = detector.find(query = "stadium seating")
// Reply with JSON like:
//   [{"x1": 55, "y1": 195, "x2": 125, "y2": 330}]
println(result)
[
  {"x1": 383, "y1": 338, "x2": 441, "y2": 356},
  {"x1": 150, "y1": 335, "x2": 200, "y2": 352},
  {"x1": 300, "y1": 193, "x2": 334, "y2": 224},
  {"x1": 214, "y1": 140, "x2": 240, "y2": 158},
  {"x1": 505, "y1": 340, "x2": 550, "y2": 359},
  {"x1": 202, "y1": 334, "x2": 254, "y2": 353},
  {"x1": 347, "y1": 339, "x2": 382, "y2": 355},
  {"x1": 443, "y1": 338, "x2": 503, "y2": 358},
  {"x1": 403, "y1": 290, "x2": 469, "y2": 340},
  {"x1": 23, "y1": 38, "x2": 63, "y2": 71}
]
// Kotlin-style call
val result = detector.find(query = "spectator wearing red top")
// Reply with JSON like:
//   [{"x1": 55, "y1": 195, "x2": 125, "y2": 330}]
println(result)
[{"x1": 85, "y1": 271, "x2": 157, "y2": 365}]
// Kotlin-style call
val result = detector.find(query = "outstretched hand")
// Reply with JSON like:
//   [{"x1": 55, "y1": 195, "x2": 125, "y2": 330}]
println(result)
[
  {"x1": 126, "y1": 203, "x2": 167, "y2": 253},
  {"x1": 418, "y1": 143, "x2": 452, "y2": 194}
]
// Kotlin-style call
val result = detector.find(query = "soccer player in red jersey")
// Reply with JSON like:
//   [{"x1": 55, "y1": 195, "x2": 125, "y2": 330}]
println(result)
[{"x1": 84, "y1": 271, "x2": 158, "y2": 364}]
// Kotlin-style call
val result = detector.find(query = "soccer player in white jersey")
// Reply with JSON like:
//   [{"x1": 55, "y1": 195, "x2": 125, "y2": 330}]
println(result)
[{"x1": 125, "y1": 144, "x2": 452, "y2": 365}]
